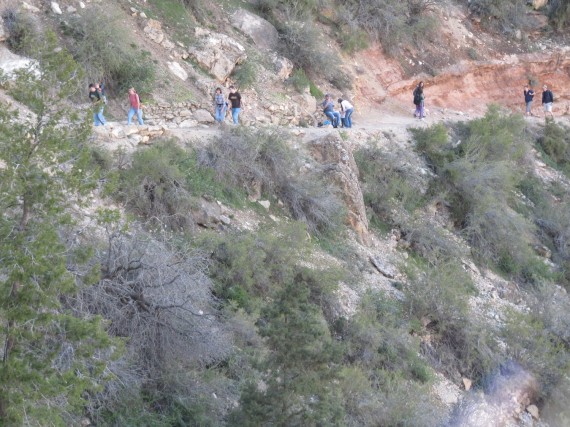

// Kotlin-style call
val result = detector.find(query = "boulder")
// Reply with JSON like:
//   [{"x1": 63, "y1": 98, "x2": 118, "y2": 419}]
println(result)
[
  {"x1": 179, "y1": 119, "x2": 198, "y2": 128},
  {"x1": 532, "y1": 0, "x2": 547, "y2": 9},
  {"x1": 143, "y1": 19, "x2": 165, "y2": 44},
  {"x1": 193, "y1": 109, "x2": 215, "y2": 123},
  {"x1": 0, "y1": 45, "x2": 35, "y2": 79},
  {"x1": 273, "y1": 55, "x2": 294, "y2": 80},
  {"x1": 51, "y1": 2, "x2": 63, "y2": 15},
  {"x1": 111, "y1": 127, "x2": 126, "y2": 139},
  {"x1": 22, "y1": 2, "x2": 41, "y2": 13},
  {"x1": 67, "y1": 6, "x2": 77, "y2": 13},
  {"x1": 309, "y1": 134, "x2": 369, "y2": 243},
  {"x1": 258, "y1": 200, "x2": 270, "y2": 210},
  {"x1": 230, "y1": 9, "x2": 279, "y2": 50},
  {"x1": 188, "y1": 28, "x2": 247, "y2": 82},
  {"x1": 526, "y1": 404, "x2": 539, "y2": 420},
  {"x1": 0, "y1": 21, "x2": 6, "y2": 42},
  {"x1": 167, "y1": 61, "x2": 188, "y2": 81},
  {"x1": 192, "y1": 198, "x2": 223, "y2": 228}
]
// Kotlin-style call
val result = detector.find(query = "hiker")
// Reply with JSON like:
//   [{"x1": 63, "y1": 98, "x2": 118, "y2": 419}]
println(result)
[
  {"x1": 542, "y1": 84, "x2": 554, "y2": 119},
  {"x1": 413, "y1": 81, "x2": 425, "y2": 119},
  {"x1": 96, "y1": 81, "x2": 107, "y2": 104},
  {"x1": 228, "y1": 86, "x2": 242, "y2": 125},
  {"x1": 213, "y1": 87, "x2": 227, "y2": 124},
  {"x1": 338, "y1": 98, "x2": 354, "y2": 128},
  {"x1": 127, "y1": 87, "x2": 144, "y2": 125},
  {"x1": 322, "y1": 94, "x2": 341, "y2": 128},
  {"x1": 524, "y1": 85, "x2": 535, "y2": 116},
  {"x1": 89, "y1": 83, "x2": 106, "y2": 126}
]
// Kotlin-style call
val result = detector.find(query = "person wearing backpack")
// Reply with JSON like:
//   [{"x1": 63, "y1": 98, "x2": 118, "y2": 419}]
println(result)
[
  {"x1": 523, "y1": 85, "x2": 535, "y2": 116},
  {"x1": 127, "y1": 87, "x2": 144, "y2": 125},
  {"x1": 413, "y1": 81, "x2": 425, "y2": 119},
  {"x1": 542, "y1": 84, "x2": 554, "y2": 119},
  {"x1": 89, "y1": 83, "x2": 106, "y2": 126}
]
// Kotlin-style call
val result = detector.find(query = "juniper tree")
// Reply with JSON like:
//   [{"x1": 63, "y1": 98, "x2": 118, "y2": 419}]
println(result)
[
  {"x1": 0, "y1": 33, "x2": 115, "y2": 424},
  {"x1": 230, "y1": 271, "x2": 344, "y2": 426}
]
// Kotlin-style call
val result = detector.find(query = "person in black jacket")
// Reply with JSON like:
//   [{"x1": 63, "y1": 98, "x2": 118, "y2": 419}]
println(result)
[
  {"x1": 542, "y1": 84, "x2": 554, "y2": 119},
  {"x1": 523, "y1": 85, "x2": 534, "y2": 116}
]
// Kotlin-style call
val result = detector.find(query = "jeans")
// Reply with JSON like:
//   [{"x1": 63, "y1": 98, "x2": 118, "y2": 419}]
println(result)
[
  {"x1": 128, "y1": 107, "x2": 144, "y2": 125},
  {"x1": 344, "y1": 108, "x2": 354, "y2": 128},
  {"x1": 415, "y1": 101, "x2": 425, "y2": 118},
  {"x1": 215, "y1": 105, "x2": 226, "y2": 123},
  {"x1": 93, "y1": 106, "x2": 106, "y2": 126},
  {"x1": 231, "y1": 107, "x2": 241, "y2": 124},
  {"x1": 325, "y1": 111, "x2": 341, "y2": 128},
  {"x1": 525, "y1": 101, "x2": 533, "y2": 114}
]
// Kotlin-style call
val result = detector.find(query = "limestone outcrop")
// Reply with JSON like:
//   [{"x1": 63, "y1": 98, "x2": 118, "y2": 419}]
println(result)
[
  {"x1": 188, "y1": 28, "x2": 247, "y2": 82},
  {"x1": 308, "y1": 134, "x2": 369, "y2": 243},
  {"x1": 230, "y1": 9, "x2": 279, "y2": 50}
]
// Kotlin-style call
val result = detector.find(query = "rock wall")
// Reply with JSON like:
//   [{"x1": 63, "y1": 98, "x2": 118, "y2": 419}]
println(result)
[
  {"x1": 308, "y1": 134, "x2": 369, "y2": 243},
  {"x1": 390, "y1": 50, "x2": 570, "y2": 115}
]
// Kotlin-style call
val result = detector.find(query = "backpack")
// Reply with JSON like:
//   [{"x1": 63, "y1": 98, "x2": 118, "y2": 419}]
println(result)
[{"x1": 413, "y1": 88, "x2": 421, "y2": 105}]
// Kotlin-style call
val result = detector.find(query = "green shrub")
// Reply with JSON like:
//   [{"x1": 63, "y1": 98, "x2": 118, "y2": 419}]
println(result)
[
  {"x1": 355, "y1": 147, "x2": 427, "y2": 224},
  {"x1": 277, "y1": 21, "x2": 352, "y2": 89},
  {"x1": 538, "y1": 119, "x2": 570, "y2": 166},
  {"x1": 340, "y1": 29, "x2": 369, "y2": 53},
  {"x1": 404, "y1": 260, "x2": 499, "y2": 382},
  {"x1": 467, "y1": 0, "x2": 532, "y2": 33},
  {"x1": 231, "y1": 61, "x2": 257, "y2": 89},
  {"x1": 309, "y1": 81, "x2": 324, "y2": 98},
  {"x1": 549, "y1": 0, "x2": 570, "y2": 30},
  {"x1": 411, "y1": 123, "x2": 453, "y2": 173},
  {"x1": 288, "y1": 68, "x2": 310, "y2": 92},
  {"x1": 198, "y1": 128, "x2": 344, "y2": 235},
  {"x1": 116, "y1": 139, "x2": 234, "y2": 230},
  {"x1": 62, "y1": 6, "x2": 155, "y2": 95},
  {"x1": 1, "y1": 8, "x2": 36, "y2": 55},
  {"x1": 337, "y1": 0, "x2": 438, "y2": 55},
  {"x1": 412, "y1": 106, "x2": 541, "y2": 278}
]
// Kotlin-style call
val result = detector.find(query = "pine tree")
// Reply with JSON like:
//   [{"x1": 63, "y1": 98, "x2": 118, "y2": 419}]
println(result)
[
  {"x1": 231, "y1": 271, "x2": 344, "y2": 426},
  {"x1": 0, "y1": 32, "x2": 114, "y2": 424}
]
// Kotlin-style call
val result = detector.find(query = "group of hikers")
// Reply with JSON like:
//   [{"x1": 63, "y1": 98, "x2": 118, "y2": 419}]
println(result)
[
  {"x1": 213, "y1": 86, "x2": 243, "y2": 125},
  {"x1": 88, "y1": 78, "x2": 557, "y2": 129},
  {"x1": 412, "y1": 80, "x2": 557, "y2": 120},
  {"x1": 88, "y1": 82, "x2": 144, "y2": 126},
  {"x1": 320, "y1": 94, "x2": 355, "y2": 128},
  {"x1": 524, "y1": 84, "x2": 555, "y2": 119}
]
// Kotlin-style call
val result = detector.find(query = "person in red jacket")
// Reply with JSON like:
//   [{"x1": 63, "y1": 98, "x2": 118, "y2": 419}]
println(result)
[{"x1": 127, "y1": 87, "x2": 144, "y2": 125}]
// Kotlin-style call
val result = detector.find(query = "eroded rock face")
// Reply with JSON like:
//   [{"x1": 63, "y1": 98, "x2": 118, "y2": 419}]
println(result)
[
  {"x1": 308, "y1": 134, "x2": 369, "y2": 243},
  {"x1": 0, "y1": 21, "x2": 7, "y2": 42},
  {"x1": 231, "y1": 9, "x2": 278, "y2": 50},
  {"x1": 390, "y1": 50, "x2": 570, "y2": 114},
  {"x1": 0, "y1": 45, "x2": 35, "y2": 79},
  {"x1": 188, "y1": 28, "x2": 247, "y2": 82}
]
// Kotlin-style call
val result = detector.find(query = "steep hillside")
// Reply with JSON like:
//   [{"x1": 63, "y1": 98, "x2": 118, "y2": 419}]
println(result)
[{"x1": 2, "y1": 0, "x2": 570, "y2": 426}]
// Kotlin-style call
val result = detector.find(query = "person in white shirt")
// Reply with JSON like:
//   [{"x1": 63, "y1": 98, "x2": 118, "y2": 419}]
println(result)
[{"x1": 338, "y1": 98, "x2": 354, "y2": 128}]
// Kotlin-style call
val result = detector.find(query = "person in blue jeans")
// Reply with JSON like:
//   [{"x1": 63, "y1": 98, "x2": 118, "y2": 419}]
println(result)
[
  {"x1": 228, "y1": 86, "x2": 242, "y2": 125},
  {"x1": 321, "y1": 94, "x2": 340, "y2": 128},
  {"x1": 523, "y1": 85, "x2": 534, "y2": 116},
  {"x1": 338, "y1": 98, "x2": 354, "y2": 128},
  {"x1": 127, "y1": 88, "x2": 144, "y2": 125},
  {"x1": 88, "y1": 83, "x2": 106, "y2": 126},
  {"x1": 213, "y1": 87, "x2": 227, "y2": 124}
]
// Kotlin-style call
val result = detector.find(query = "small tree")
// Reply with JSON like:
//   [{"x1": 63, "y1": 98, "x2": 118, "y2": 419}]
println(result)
[
  {"x1": 0, "y1": 33, "x2": 114, "y2": 424},
  {"x1": 230, "y1": 273, "x2": 344, "y2": 426}
]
